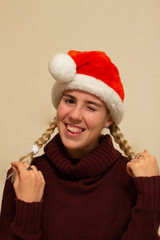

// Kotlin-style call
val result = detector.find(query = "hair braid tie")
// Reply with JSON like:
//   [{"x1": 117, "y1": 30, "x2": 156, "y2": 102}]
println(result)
[{"x1": 30, "y1": 145, "x2": 39, "y2": 154}]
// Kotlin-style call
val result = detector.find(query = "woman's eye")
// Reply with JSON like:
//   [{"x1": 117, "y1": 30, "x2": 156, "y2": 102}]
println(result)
[
  {"x1": 88, "y1": 106, "x2": 96, "y2": 111},
  {"x1": 65, "y1": 99, "x2": 75, "y2": 104}
]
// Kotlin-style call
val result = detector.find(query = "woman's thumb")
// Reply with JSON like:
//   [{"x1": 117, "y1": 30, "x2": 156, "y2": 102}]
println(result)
[{"x1": 11, "y1": 165, "x2": 20, "y2": 184}]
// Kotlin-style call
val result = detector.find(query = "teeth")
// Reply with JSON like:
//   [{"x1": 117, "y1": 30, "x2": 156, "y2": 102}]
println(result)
[{"x1": 66, "y1": 124, "x2": 83, "y2": 133}]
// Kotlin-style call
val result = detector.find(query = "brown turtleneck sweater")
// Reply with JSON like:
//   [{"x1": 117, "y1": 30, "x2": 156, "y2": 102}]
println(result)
[{"x1": 0, "y1": 134, "x2": 160, "y2": 240}]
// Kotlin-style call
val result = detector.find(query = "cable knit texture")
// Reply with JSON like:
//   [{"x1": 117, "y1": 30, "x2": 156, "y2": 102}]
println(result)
[
  {"x1": 44, "y1": 133, "x2": 121, "y2": 179},
  {"x1": 0, "y1": 134, "x2": 160, "y2": 240}
]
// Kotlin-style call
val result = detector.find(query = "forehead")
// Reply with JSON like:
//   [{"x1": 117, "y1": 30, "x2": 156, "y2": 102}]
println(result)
[{"x1": 63, "y1": 89, "x2": 103, "y2": 102}]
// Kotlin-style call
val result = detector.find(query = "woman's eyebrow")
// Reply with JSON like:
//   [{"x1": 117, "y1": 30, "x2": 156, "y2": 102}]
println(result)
[
  {"x1": 63, "y1": 94, "x2": 76, "y2": 99},
  {"x1": 63, "y1": 94, "x2": 102, "y2": 107}
]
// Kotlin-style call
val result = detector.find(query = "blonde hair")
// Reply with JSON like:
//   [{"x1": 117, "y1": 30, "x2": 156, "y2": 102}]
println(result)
[
  {"x1": 109, "y1": 123, "x2": 136, "y2": 159},
  {"x1": 9, "y1": 117, "x2": 57, "y2": 182},
  {"x1": 9, "y1": 117, "x2": 135, "y2": 182}
]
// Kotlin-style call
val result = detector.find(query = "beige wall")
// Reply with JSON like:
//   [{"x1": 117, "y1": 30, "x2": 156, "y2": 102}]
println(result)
[{"x1": 0, "y1": 0, "x2": 160, "y2": 206}]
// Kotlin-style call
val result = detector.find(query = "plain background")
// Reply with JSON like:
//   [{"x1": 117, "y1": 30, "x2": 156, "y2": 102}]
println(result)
[{"x1": 0, "y1": 0, "x2": 160, "y2": 210}]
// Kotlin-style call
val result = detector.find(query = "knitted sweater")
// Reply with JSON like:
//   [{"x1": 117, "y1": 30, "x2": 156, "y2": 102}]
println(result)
[{"x1": 0, "y1": 134, "x2": 160, "y2": 240}]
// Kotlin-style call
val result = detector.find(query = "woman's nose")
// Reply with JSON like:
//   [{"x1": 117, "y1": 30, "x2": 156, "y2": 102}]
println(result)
[{"x1": 68, "y1": 105, "x2": 83, "y2": 123}]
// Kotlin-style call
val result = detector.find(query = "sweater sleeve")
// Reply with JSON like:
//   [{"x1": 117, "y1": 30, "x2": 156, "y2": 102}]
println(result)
[
  {"x1": 121, "y1": 176, "x2": 160, "y2": 240},
  {"x1": 0, "y1": 175, "x2": 43, "y2": 240}
]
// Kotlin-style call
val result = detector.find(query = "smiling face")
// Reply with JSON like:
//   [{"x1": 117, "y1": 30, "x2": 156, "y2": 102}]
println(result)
[{"x1": 56, "y1": 90, "x2": 113, "y2": 159}]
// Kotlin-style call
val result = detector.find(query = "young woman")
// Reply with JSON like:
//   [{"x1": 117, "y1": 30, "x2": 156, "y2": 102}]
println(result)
[{"x1": 0, "y1": 50, "x2": 160, "y2": 240}]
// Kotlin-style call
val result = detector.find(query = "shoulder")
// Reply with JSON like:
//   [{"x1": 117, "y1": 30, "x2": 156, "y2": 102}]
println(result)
[
  {"x1": 111, "y1": 154, "x2": 135, "y2": 185},
  {"x1": 115, "y1": 154, "x2": 131, "y2": 176},
  {"x1": 31, "y1": 154, "x2": 48, "y2": 171}
]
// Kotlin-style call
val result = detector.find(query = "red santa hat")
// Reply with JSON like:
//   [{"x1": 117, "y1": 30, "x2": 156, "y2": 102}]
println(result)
[{"x1": 48, "y1": 50, "x2": 125, "y2": 125}]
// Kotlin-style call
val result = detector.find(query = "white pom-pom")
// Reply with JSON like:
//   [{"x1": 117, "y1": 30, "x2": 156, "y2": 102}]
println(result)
[{"x1": 48, "y1": 53, "x2": 76, "y2": 82}]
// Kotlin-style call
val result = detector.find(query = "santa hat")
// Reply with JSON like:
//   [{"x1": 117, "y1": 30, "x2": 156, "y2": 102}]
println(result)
[{"x1": 48, "y1": 50, "x2": 125, "y2": 125}]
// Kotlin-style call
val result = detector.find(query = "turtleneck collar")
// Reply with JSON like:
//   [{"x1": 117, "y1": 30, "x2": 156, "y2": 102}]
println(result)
[{"x1": 44, "y1": 133, "x2": 121, "y2": 179}]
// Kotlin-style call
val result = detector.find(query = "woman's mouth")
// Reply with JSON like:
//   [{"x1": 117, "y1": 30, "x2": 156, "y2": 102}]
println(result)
[{"x1": 66, "y1": 124, "x2": 85, "y2": 134}]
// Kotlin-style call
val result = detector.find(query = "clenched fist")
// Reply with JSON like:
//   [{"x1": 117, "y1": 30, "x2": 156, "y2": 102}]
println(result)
[
  {"x1": 126, "y1": 150, "x2": 159, "y2": 178},
  {"x1": 11, "y1": 162, "x2": 45, "y2": 203}
]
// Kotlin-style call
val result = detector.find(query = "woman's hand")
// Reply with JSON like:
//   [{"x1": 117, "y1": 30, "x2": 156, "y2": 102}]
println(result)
[
  {"x1": 126, "y1": 150, "x2": 160, "y2": 178},
  {"x1": 11, "y1": 161, "x2": 45, "y2": 203}
]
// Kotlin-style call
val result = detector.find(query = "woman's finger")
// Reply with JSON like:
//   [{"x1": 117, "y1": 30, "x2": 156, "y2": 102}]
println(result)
[
  {"x1": 23, "y1": 162, "x2": 31, "y2": 169},
  {"x1": 11, "y1": 166, "x2": 20, "y2": 184},
  {"x1": 11, "y1": 161, "x2": 27, "y2": 172},
  {"x1": 126, "y1": 163, "x2": 135, "y2": 178},
  {"x1": 28, "y1": 165, "x2": 40, "y2": 179},
  {"x1": 136, "y1": 149, "x2": 150, "y2": 159},
  {"x1": 38, "y1": 171, "x2": 45, "y2": 184},
  {"x1": 11, "y1": 162, "x2": 30, "y2": 179}
]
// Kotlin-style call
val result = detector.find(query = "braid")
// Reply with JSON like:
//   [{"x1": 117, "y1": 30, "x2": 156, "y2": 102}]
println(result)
[
  {"x1": 109, "y1": 123, "x2": 136, "y2": 159},
  {"x1": 9, "y1": 117, "x2": 57, "y2": 182},
  {"x1": 34, "y1": 117, "x2": 57, "y2": 150}
]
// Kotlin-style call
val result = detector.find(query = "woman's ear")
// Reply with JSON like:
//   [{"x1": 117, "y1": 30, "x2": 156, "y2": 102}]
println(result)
[{"x1": 104, "y1": 115, "x2": 113, "y2": 128}]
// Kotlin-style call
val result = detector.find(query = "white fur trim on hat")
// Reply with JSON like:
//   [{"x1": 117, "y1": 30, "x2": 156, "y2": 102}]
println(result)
[
  {"x1": 48, "y1": 53, "x2": 76, "y2": 82},
  {"x1": 51, "y1": 74, "x2": 124, "y2": 125}
]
